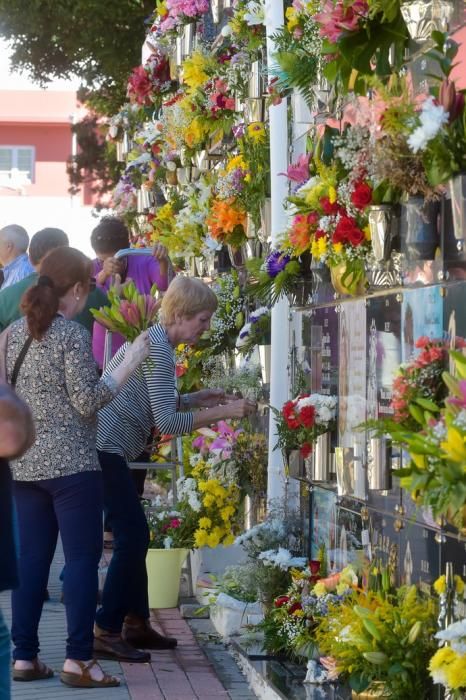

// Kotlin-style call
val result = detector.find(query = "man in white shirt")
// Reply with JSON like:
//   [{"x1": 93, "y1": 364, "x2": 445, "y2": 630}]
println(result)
[{"x1": 0, "y1": 225, "x2": 34, "y2": 290}]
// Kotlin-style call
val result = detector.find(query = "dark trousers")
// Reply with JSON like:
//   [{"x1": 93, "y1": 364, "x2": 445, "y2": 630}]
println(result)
[
  {"x1": 95, "y1": 451, "x2": 150, "y2": 633},
  {"x1": 12, "y1": 471, "x2": 103, "y2": 661}
]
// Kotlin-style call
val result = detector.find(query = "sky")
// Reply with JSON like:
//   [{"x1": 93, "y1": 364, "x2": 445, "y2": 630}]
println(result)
[{"x1": 0, "y1": 38, "x2": 80, "y2": 91}]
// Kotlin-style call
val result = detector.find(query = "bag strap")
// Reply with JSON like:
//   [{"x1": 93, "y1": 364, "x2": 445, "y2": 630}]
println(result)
[{"x1": 11, "y1": 335, "x2": 33, "y2": 388}]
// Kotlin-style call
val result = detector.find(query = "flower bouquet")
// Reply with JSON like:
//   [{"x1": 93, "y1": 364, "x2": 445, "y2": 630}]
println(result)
[
  {"x1": 274, "y1": 393, "x2": 337, "y2": 458},
  {"x1": 245, "y1": 251, "x2": 302, "y2": 306},
  {"x1": 91, "y1": 280, "x2": 160, "y2": 341},
  {"x1": 146, "y1": 505, "x2": 198, "y2": 549},
  {"x1": 261, "y1": 563, "x2": 357, "y2": 661},
  {"x1": 430, "y1": 617, "x2": 466, "y2": 699},
  {"x1": 224, "y1": 0, "x2": 266, "y2": 55},
  {"x1": 315, "y1": 585, "x2": 437, "y2": 697},
  {"x1": 206, "y1": 197, "x2": 247, "y2": 249},
  {"x1": 153, "y1": 0, "x2": 210, "y2": 36},
  {"x1": 236, "y1": 306, "x2": 270, "y2": 354},
  {"x1": 127, "y1": 49, "x2": 176, "y2": 108}
]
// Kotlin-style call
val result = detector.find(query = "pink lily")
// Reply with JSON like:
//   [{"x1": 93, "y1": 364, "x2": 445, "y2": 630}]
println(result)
[
  {"x1": 279, "y1": 153, "x2": 310, "y2": 184},
  {"x1": 448, "y1": 379, "x2": 466, "y2": 408},
  {"x1": 120, "y1": 301, "x2": 141, "y2": 327}
]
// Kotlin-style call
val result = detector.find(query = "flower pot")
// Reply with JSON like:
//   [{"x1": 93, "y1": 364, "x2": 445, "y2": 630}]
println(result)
[
  {"x1": 400, "y1": 196, "x2": 439, "y2": 260},
  {"x1": 352, "y1": 684, "x2": 389, "y2": 699},
  {"x1": 308, "y1": 432, "x2": 332, "y2": 482},
  {"x1": 146, "y1": 548, "x2": 188, "y2": 608},
  {"x1": 400, "y1": 0, "x2": 454, "y2": 42},
  {"x1": 448, "y1": 174, "x2": 466, "y2": 252},
  {"x1": 368, "y1": 205, "x2": 399, "y2": 262},
  {"x1": 367, "y1": 436, "x2": 392, "y2": 491},
  {"x1": 330, "y1": 262, "x2": 366, "y2": 296}
]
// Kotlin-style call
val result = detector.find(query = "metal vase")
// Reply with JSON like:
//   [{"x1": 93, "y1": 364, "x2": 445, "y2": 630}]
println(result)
[
  {"x1": 137, "y1": 188, "x2": 156, "y2": 213},
  {"x1": 115, "y1": 140, "x2": 125, "y2": 162},
  {"x1": 211, "y1": 0, "x2": 221, "y2": 23},
  {"x1": 244, "y1": 98, "x2": 266, "y2": 123},
  {"x1": 248, "y1": 60, "x2": 263, "y2": 99},
  {"x1": 227, "y1": 244, "x2": 247, "y2": 270},
  {"x1": 367, "y1": 436, "x2": 392, "y2": 491},
  {"x1": 258, "y1": 345, "x2": 271, "y2": 385},
  {"x1": 182, "y1": 23, "x2": 195, "y2": 58},
  {"x1": 175, "y1": 37, "x2": 183, "y2": 67},
  {"x1": 258, "y1": 198, "x2": 272, "y2": 246},
  {"x1": 448, "y1": 174, "x2": 466, "y2": 251},
  {"x1": 368, "y1": 205, "x2": 398, "y2": 263},
  {"x1": 400, "y1": 0, "x2": 454, "y2": 42},
  {"x1": 401, "y1": 196, "x2": 439, "y2": 260},
  {"x1": 286, "y1": 450, "x2": 304, "y2": 479},
  {"x1": 309, "y1": 432, "x2": 331, "y2": 482}
]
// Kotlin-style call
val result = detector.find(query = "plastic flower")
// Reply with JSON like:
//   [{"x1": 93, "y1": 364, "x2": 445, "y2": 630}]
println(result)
[
  {"x1": 182, "y1": 51, "x2": 214, "y2": 90},
  {"x1": 265, "y1": 250, "x2": 291, "y2": 277},
  {"x1": 314, "y1": 0, "x2": 369, "y2": 42},
  {"x1": 243, "y1": 0, "x2": 265, "y2": 26},
  {"x1": 408, "y1": 96, "x2": 449, "y2": 153},
  {"x1": 247, "y1": 121, "x2": 266, "y2": 142}
]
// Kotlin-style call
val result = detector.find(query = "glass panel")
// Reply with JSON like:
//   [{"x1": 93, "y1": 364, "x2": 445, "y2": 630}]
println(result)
[
  {"x1": 0, "y1": 148, "x2": 12, "y2": 172},
  {"x1": 16, "y1": 148, "x2": 33, "y2": 177}
]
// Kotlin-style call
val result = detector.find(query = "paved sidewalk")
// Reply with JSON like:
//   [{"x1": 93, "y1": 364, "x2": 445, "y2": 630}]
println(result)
[{"x1": 0, "y1": 546, "x2": 257, "y2": 700}]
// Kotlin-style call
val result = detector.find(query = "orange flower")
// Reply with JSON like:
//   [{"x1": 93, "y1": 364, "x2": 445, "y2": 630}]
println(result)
[
  {"x1": 207, "y1": 198, "x2": 247, "y2": 245},
  {"x1": 288, "y1": 214, "x2": 313, "y2": 254}
]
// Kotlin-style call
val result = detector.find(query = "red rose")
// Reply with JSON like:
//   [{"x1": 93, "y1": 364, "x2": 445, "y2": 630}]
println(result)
[
  {"x1": 299, "y1": 405, "x2": 315, "y2": 428},
  {"x1": 333, "y1": 215, "x2": 355, "y2": 243},
  {"x1": 283, "y1": 401, "x2": 300, "y2": 430},
  {"x1": 300, "y1": 442, "x2": 312, "y2": 458},
  {"x1": 320, "y1": 196, "x2": 339, "y2": 215},
  {"x1": 274, "y1": 595, "x2": 290, "y2": 608},
  {"x1": 351, "y1": 181, "x2": 372, "y2": 210},
  {"x1": 347, "y1": 226, "x2": 365, "y2": 246}
]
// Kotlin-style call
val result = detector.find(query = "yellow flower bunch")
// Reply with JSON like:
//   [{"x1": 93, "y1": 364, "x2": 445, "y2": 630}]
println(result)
[
  {"x1": 247, "y1": 122, "x2": 266, "y2": 143},
  {"x1": 429, "y1": 646, "x2": 466, "y2": 690},
  {"x1": 433, "y1": 575, "x2": 465, "y2": 596},
  {"x1": 182, "y1": 51, "x2": 215, "y2": 91},
  {"x1": 193, "y1": 478, "x2": 240, "y2": 548},
  {"x1": 311, "y1": 235, "x2": 327, "y2": 259}
]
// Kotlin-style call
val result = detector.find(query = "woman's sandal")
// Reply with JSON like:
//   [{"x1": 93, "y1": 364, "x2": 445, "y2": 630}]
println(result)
[
  {"x1": 60, "y1": 659, "x2": 120, "y2": 688},
  {"x1": 13, "y1": 659, "x2": 54, "y2": 682}
]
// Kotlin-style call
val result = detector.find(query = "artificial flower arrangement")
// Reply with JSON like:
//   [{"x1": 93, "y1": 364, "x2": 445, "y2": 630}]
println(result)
[
  {"x1": 236, "y1": 306, "x2": 271, "y2": 354},
  {"x1": 146, "y1": 504, "x2": 198, "y2": 549},
  {"x1": 430, "y1": 615, "x2": 466, "y2": 699},
  {"x1": 315, "y1": 584, "x2": 437, "y2": 697},
  {"x1": 274, "y1": 392, "x2": 338, "y2": 458},
  {"x1": 151, "y1": 0, "x2": 210, "y2": 37},
  {"x1": 261, "y1": 560, "x2": 358, "y2": 661},
  {"x1": 234, "y1": 503, "x2": 307, "y2": 608},
  {"x1": 223, "y1": 0, "x2": 266, "y2": 55},
  {"x1": 246, "y1": 250, "x2": 303, "y2": 306},
  {"x1": 271, "y1": 0, "x2": 322, "y2": 108},
  {"x1": 406, "y1": 32, "x2": 466, "y2": 186},
  {"x1": 367, "y1": 337, "x2": 466, "y2": 530},
  {"x1": 91, "y1": 280, "x2": 160, "y2": 341},
  {"x1": 126, "y1": 49, "x2": 176, "y2": 108},
  {"x1": 313, "y1": 0, "x2": 408, "y2": 96}
]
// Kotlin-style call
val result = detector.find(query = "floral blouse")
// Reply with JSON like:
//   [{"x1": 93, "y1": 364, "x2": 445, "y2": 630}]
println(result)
[{"x1": 7, "y1": 316, "x2": 117, "y2": 481}]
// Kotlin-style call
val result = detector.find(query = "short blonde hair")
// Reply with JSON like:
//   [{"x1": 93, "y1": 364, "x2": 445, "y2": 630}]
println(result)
[{"x1": 160, "y1": 276, "x2": 218, "y2": 325}]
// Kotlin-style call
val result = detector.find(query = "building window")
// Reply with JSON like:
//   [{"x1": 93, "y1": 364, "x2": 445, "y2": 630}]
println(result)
[{"x1": 0, "y1": 146, "x2": 35, "y2": 188}]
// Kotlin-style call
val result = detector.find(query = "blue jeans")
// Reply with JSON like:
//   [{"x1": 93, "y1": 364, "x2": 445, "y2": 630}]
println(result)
[
  {"x1": 95, "y1": 451, "x2": 150, "y2": 633},
  {"x1": 12, "y1": 471, "x2": 103, "y2": 660},
  {"x1": 0, "y1": 610, "x2": 10, "y2": 700}
]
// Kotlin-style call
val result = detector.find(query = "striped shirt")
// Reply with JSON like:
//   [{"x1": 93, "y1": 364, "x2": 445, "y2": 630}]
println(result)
[{"x1": 96, "y1": 323, "x2": 193, "y2": 462}]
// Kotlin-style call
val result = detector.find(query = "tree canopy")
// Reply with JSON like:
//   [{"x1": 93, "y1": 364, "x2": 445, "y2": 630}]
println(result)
[{"x1": 0, "y1": 0, "x2": 154, "y2": 113}]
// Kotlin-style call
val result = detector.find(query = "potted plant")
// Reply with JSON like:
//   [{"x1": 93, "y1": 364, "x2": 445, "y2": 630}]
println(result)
[{"x1": 315, "y1": 586, "x2": 437, "y2": 698}]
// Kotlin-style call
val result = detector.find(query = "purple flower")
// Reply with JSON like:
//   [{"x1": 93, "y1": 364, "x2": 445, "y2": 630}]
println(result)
[
  {"x1": 232, "y1": 123, "x2": 246, "y2": 139},
  {"x1": 266, "y1": 250, "x2": 291, "y2": 278}
]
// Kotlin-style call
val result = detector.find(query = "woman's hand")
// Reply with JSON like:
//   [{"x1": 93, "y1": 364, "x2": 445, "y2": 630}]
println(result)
[
  {"x1": 224, "y1": 398, "x2": 258, "y2": 419},
  {"x1": 192, "y1": 388, "x2": 236, "y2": 408},
  {"x1": 122, "y1": 330, "x2": 150, "y2": 369}
]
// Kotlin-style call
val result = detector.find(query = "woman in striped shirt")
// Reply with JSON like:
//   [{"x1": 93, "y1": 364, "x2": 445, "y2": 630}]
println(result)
[{"x1": 94, "y1": 276, "x2": 257, "y2": 662}]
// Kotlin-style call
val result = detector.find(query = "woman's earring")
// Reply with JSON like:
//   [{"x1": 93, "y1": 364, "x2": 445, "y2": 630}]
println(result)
[{"x1": 75, "y1": 296, "x2": 80, "y2": 301}]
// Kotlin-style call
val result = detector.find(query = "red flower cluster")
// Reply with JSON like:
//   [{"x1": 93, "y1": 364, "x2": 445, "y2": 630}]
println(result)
[
  {"x1": 332, "y1": 214, "x2": 365, "y2": 247},
  {"x1": 208, "y1": 79, "x2": 235, "y2": 116},
  {"x1": 127, "y1": 51, "x2": 172, "y2": 106},
  {"x1": 282, "y1": 396, "x2": 316, "y2": 430}
]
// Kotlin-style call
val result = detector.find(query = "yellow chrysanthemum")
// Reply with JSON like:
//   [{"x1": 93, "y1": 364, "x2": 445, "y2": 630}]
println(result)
[
  {"x1": 226, "y1": 154, "x2": 247, "y2": 172},
  {"x1": 445, "y1": 656, "x2": 466, "y2": 689},
  {"x1": 328, "y1": 186, "x2": 337, "y2": 204},
  {"x1": 177, "y1": 343, "x2": 186, "y2": 352},
  {"x1": 317, "y1": 237, "x2": 327, "y2": 255},
  {"x1": 433, "y1": 576, "x2": 446, "y2": 595},
  {"x1": 156, "y1": 203, "x2": 174, "y2": 222},
  {"x1": 207, "y1": 532, "x2": 220, "y2": 548},
  {"x1": 455, "y1": 575, "x2": 465, "y2": 594},
  {"x1": 198, "y1": 480, "x2": 208, "y2": 493},
  {"x1": 184, "y1": 118, "x2": 206, "y2": 148},
  {"x1": 198, "y1": 517, "x2": 212, "y2": 530},
  {"x1": 182, "y1": 51, "x2": 213, "y2": 90},
  {"x1": 194, "y1": 529, "x2": 208, "y2": 547},
  {"x1": 223, "y1": 534, "x2": 235, "y2": 546},
  {"x1": 429, "y1": 646, "x2": 457, "y2": 671},
  {"x1": 332, "y1": 242, "x2": 343, "y2": 254},
  {"x1": 203, "y1": 494, "x2": 215, "y2": 507},
  {"x1": 311, "y1": 240, "x2": 320, "y2": 259},
  {"x1": 220, "y1": 505, "x2": 235, "y2": 522}
]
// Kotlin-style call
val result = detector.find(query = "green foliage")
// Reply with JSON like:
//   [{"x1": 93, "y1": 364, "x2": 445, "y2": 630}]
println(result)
[
  {"x1": 0, "y1": 0, "x2": 153, "y2": 114},
  {"x1": 246, "y1": 257, "x2": 302, "y2": 306}
]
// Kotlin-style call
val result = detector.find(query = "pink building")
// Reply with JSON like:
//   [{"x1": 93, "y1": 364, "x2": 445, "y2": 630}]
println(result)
[{"x1": 0, "y1": 89, "x2": 91, "y2": 201}]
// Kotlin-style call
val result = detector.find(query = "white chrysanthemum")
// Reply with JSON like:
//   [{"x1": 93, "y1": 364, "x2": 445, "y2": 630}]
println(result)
[
  {"x1": 163, "y1": 536, "x2": 173, "y2": 549},
  {"x1": 408, "y1": 96, "x2": 449, "y2": 153},
  {"x1": 244, "y1": 0, "x2": 265, "y2": 25}
]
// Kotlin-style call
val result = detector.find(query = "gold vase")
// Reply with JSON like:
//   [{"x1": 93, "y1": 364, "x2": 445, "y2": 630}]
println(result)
[
  {"x1": 352, "y1": 683, "x2": 389, "y2": 699},
  {"x1": 330, "y1": 262, "x2": 366, "y2": 296}
]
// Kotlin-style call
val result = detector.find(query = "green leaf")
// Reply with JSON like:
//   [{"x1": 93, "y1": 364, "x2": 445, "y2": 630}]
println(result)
[
  {"x1": 362, "y1": 619, "x2": 382, "y2": 641},
  {"x1": 363, "y1": 651, "x2": 388, "y2": 664},
  {"x1": 408, "y1": 403, "x2": 425, "y2": 425},
  {"x1": 414, "y1": 397, "x2": 439, "y2": 413}
]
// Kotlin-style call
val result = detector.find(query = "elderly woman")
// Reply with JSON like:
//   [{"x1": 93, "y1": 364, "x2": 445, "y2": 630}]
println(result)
[
  {"x1": 94, "y1": 276, "x2": 257, "y2": 662},
  {"x1": 7, "y1": 247, "x2": 149, "y2": 688}
]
